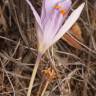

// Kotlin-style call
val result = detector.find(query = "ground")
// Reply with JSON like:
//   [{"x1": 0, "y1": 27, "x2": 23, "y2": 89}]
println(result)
[{"x1": 0, "y1": 0, "x2": 96, "y2": 96}]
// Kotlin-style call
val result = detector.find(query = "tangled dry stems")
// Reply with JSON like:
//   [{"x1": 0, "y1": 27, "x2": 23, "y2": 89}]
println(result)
[{"x1": 0, "y1": 0, "x2": 96, "y2": 96}]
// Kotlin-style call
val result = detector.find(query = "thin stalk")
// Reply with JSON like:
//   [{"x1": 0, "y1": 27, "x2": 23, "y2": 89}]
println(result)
[
  {"x1": 27, "y1": 52, "x2": 42, "y2": 96},
  {"x1": 36, "y1": 79, "x2": 44, "y2": 96},
  {"x1": 41, "y1": 80, "x2": 50, "y2": 96}
]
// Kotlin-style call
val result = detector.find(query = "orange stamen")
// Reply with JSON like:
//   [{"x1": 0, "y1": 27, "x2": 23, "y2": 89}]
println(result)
[
  {"x1": 60, "y1": 9, "x2": 66, "y2": 15},
  {"x1": 54, "y1": 5, "x2": 67, "y2": 15},
  {"x1": 54, "y1": 5, "x2": 61, "y2": 10}
]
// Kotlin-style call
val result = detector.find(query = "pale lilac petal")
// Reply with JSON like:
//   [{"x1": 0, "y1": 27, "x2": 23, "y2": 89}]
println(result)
[
  {"x1": 43, "y1": 0, "x2": 72, "y2": 44},
  {"x1": 42, "y1": 0, "x2": 72, "y2": 31},
  {"x1": 52, "y1": 0, "x2": 72, "y2": 36},
  {"x1": 43, "y1": 10, "x2": 59, "y2": 43},
  {"x1": 35, "y1": 22, "x2": 43, "y2": 46},
  {"x1": 44, "y1": 0, "x2": 61, "y2": 13},
  {"x1": 59, "y1": 0, "x2": 72, "y2": 10},
  {"x1": 51, "y1": 3, "x2": 85, "y2": 46},
  {"x1": 41, "y1": 0, "x2": 46, "y2": 21},
  {"x1": 41, "y1": 0, "x2": 61, "y2": 27},
  {"x1": 26, "y1": 0, "x2": 42, "y2": 29}
]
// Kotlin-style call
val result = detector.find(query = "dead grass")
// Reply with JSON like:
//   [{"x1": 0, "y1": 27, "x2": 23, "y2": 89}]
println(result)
[{"x1": 0, "y1": 0, "x2": 96, "y2": 96}]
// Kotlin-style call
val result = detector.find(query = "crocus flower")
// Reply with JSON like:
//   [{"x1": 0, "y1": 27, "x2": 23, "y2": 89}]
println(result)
[
  {"x1": 26, "y1": 0, "x2": 85, "y2": 54},
  {"x1": 26, "y1": 0, "x2": 85, "y2": 96}
]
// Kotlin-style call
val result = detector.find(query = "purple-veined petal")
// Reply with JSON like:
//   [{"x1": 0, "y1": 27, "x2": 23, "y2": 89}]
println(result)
[
  {"x1": 51, "y1": 3, "x2": 85, "y2": 46},
  {"x1": 26, "y1": 0, "x2": 42, "y2": 29}
]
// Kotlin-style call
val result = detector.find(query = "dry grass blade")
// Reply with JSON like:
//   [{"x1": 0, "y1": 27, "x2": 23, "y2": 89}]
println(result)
[
  {"x1": 62, "y1": 23, "x2": 83, "y2": 49},
  {"x1": 0, "y1": 0, "x2": 96, "y2": 96}
]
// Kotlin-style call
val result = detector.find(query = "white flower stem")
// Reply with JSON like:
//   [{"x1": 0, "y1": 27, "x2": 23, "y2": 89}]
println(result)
[{"x1": 27, "y1": 52, "x2": 42, "y2": 96}]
